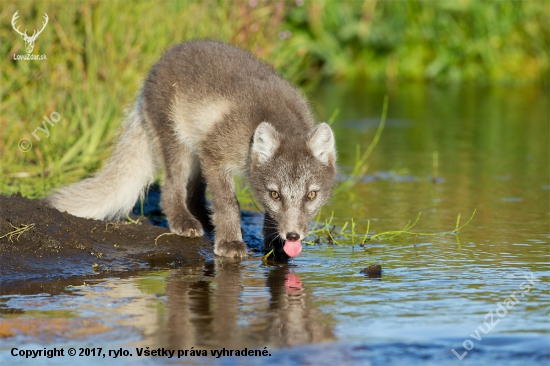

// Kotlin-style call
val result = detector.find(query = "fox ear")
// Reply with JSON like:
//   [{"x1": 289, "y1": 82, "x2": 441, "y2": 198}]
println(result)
[
  {"x1": 308, "y1": 123, "x2": 336, "y2": 166},
  {"x1": 252, "y1": 122, "x2": 280, "y2": 164}
]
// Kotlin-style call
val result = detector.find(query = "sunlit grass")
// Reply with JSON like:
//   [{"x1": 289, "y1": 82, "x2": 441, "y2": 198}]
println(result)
[
  {"x1": 281, "y1": 0, "x2": 549, "y2": 85},
  {"x1": 1, "y1": 0, "x2": 293, "y2": 198}
]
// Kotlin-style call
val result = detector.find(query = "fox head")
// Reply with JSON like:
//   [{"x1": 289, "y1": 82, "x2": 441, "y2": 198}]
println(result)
[{"x1": 249, "y1": 122, "x2": 337, "y2": 258}]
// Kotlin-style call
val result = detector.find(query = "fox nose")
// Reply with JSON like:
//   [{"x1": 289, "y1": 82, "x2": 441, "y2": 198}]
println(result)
[{"x1": 286, "y1": 232, "x2": 300, "y2": 241}]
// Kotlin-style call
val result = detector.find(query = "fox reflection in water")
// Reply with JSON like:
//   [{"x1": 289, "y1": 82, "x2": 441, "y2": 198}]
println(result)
[{"x1": 153, "y1": 259, "x2": 335, "y2": 349}]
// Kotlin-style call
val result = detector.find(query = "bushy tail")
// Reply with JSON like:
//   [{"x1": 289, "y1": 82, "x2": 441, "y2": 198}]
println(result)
[{"x1": 48, "y1": 102, "x2": 156, "y2": 220}]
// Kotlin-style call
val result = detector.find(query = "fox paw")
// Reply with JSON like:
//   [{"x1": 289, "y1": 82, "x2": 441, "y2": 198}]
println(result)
[
  {"x1": 214, "y1": 240, "x2": 248, "y2": 258},
  {"x1": 169, "y1": 217, "x2": 204, "y2": 238}
]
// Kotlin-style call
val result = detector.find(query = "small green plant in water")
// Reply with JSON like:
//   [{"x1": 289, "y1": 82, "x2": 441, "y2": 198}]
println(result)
[
  {"x1": 334, "y1": 95, "x2": 388, "y2": 195},
  {"x1": 305, "y1": 210, "x2": 477, "y2": 248}
]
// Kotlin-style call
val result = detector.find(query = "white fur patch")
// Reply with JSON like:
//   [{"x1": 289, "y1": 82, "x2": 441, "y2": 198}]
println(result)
[
  {"x1": 252, "y1": 122, "x2": 280, "y2": 164},
  {"x1": 170, "y1": 95, "x2": 231, "y2": 152},
  {"x1": 307, "y1": 123, "x2": 336, "y2": 166}
]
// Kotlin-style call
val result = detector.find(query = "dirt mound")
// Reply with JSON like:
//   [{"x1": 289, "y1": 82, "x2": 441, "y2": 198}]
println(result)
[{"x1": 0, "y1": 194, "x2": 212, "y2": 294}]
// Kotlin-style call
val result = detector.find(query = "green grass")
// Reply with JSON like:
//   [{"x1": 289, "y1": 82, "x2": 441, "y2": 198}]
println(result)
[
  {"x1": 1, "y1": 1, "x2": 297, "y2": 197},
  {"x1": 1, "y1": 0, "x2": 547, "y2": 199},
  {"x1": 283, "y1": 0, "x2": 549, "y2": 85}
]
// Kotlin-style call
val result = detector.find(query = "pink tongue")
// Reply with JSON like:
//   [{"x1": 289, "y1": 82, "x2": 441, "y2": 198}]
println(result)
[{"x1": 283, "y1": 240, "x2": 302, "y2": 258}]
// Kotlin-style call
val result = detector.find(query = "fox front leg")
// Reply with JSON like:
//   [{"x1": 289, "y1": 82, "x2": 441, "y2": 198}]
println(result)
[{"x1": 202, "y1": 164, "x2": 248, "y2": 258}]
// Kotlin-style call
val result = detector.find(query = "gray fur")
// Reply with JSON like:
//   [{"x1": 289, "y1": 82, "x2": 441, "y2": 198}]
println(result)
[{"x1": 48, "y1": 41, "x2": 337, "y2": 258}]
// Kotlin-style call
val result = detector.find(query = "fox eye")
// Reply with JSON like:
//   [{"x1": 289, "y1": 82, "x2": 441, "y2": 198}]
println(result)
[
  {"x1": 270, "y1": 191, "x2": 281, "y2": 200},
  {"x1": 306, "y1": 191, "x2": 317, "y2": 200}
]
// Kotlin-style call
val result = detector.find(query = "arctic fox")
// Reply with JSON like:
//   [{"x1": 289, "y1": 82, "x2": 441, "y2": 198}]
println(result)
[{"x1": 48, "y1": 41, "x2": 337, "y2": 259}]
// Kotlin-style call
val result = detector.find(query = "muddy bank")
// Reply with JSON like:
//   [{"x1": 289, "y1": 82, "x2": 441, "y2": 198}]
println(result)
[{"x1": 0, "y1": 194, "x2": 214, "y2": 294}]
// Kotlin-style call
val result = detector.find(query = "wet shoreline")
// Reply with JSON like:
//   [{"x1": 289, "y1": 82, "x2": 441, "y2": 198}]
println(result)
[{"x1": 0, "y1": 194, "x2": 212, "y2": 295}]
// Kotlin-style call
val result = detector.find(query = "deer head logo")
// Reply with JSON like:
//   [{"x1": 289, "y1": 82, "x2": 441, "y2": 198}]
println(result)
[{"x1": 11, "y1": 11, "x2": 49, "y2": 54}]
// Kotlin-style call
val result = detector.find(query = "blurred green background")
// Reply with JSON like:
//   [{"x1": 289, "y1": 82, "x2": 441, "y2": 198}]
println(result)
[{"x1": 1, "y1": 0, "x2": 548, "y2": 197}]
